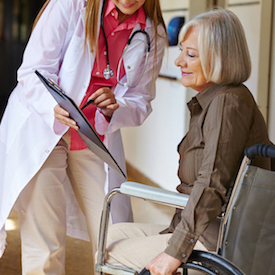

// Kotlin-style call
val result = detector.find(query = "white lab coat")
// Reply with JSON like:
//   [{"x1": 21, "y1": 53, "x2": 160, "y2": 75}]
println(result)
[{"x1": 0, "y1": 0, "x2": 166, "y2": 256}]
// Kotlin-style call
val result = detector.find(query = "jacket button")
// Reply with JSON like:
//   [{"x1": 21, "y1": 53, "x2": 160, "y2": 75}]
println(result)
[
  {"x1": 190, "y1": 238, "x2": 194, "y2": 243},
  {"x1": 182, "y1": 253, "x2": 186, "y2": 258}
]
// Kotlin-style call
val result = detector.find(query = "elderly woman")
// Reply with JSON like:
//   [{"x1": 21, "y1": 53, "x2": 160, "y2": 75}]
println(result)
[{"x1": 102, "y1": 8, "x2": 272, "y2": 275}]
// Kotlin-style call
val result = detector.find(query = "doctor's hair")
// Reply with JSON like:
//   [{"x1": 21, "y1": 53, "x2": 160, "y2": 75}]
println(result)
[
  {"x1": 32, "y1": 0, "x2": 51, "y2": 28},
  {"x1": 85, "y1": 0, "x2": 167, "y2": 53},
  {"x1": 33, "y1": 0, "x2": 167, "y2": 54},
  {"x1": 32, "y1": 0, "x2": 167, "y2": 93},
  {"x1": 178, "y1": 8, "x2": 251, "y2": 86}
]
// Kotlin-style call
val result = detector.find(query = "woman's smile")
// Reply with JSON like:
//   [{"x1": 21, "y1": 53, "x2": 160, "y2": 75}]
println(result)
[{"x1": 174, "y1": 26, "x2": 213, "y2": 93}]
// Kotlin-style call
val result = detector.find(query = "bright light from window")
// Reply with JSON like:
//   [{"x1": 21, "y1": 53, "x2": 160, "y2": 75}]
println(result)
[{"x1": 5, "y1": 219, "x2": 17, "y2": 231}]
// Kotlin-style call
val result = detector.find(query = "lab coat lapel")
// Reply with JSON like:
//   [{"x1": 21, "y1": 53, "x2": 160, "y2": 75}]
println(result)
[{"x1": 122, "y1": 19, "x2": 152, "y2": 89}]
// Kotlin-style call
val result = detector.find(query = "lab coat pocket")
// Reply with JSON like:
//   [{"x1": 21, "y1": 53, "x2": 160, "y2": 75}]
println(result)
[
  {"x1": 0, "y1": 94, "x2": 31, "y2": 152},
  {"x1": 61, "y1": 35, "x2": 85, "y2": 72}
]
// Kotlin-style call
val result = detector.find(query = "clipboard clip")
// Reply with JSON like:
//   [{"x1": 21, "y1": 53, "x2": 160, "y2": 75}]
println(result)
[{"x1": 47, "y1": 78, "x2": 66, "y2": 96}]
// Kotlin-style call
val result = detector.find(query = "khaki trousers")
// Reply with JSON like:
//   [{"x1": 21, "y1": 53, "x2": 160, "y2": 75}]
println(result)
[
  {"x1": 17, "y1": 132, "x2": 106, "y2": 275},
  {"x1": 105, "y1": 223, "x2": 207, "y2": 275}
]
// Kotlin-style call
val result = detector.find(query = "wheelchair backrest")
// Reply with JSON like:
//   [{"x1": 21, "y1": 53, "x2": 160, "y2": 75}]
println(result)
[{"x1": 220, "y1": 164, "x2": 275, "y2": 275}]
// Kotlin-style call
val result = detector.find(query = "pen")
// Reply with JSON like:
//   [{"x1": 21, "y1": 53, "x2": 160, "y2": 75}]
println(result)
[{"x1": 81, "y1": 99, "x2": 94, "y2": 110}]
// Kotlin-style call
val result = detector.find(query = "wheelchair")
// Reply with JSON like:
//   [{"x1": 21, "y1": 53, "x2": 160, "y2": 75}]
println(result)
[{"x1": 95, "y1": 144, "x2": 275, "y2": 275}]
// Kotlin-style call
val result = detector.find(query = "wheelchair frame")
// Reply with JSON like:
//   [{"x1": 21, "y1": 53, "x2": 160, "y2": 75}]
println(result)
[
  {"x1": 96, "y1": 144, "x2": 275, "y2": 275},
  {"x1": 96, "y1": 182, "x2": 189, "y2": 275},
  {"x1": 95, "y1": 182, "x2": 243, "y2": 275}
]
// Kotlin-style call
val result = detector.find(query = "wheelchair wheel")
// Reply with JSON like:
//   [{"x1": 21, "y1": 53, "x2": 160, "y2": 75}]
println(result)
[{"x1": 181, "y1": 250, "x2": 244, "y2": 275}]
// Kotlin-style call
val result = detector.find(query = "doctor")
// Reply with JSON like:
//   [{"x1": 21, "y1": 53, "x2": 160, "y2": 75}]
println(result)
[{"x1": 0, "y1": 0, "x2": 167, "y2": 274}]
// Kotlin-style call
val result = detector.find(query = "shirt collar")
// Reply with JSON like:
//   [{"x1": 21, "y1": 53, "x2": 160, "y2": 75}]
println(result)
[
  {"x1": 105, "y1": 0, "x2": 146, "y2": 30},
  {"x1": 188, "y1": 84, "x2": 221, "y2": 111}
]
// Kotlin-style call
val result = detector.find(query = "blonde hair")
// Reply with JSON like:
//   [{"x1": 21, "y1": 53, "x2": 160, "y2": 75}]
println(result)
[
  {"x1": 179, "y1": 8, "x2": 251, "y2": 86},
  {"x1": 33, "y1": 0, "x2": 167, "y2": 54}
]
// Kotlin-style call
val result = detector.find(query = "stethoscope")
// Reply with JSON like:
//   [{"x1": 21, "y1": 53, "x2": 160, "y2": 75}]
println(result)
[{"x1": 100, "y1": 0, "x2": 151, "y2": 88}]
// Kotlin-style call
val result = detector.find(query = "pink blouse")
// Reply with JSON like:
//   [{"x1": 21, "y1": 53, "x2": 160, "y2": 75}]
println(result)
[{"x1": 70, "y1": 0, "x2": 146, "y2": 150}]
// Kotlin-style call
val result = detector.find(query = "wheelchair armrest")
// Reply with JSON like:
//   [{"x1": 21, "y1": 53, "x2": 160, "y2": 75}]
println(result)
[{"x1": 120, "y1": 181, "x2": 189, "y2": 209}]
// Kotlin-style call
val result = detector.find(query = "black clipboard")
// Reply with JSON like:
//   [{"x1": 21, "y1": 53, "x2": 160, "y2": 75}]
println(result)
[{"x1": 35, "y1": 70, "x2": 126, "y2": 178}]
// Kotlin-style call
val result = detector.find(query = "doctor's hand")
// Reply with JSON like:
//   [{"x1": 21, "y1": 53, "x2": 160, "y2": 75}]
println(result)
[
  {"x1": 54, "y1": 104, "x2": 79, "y2": 131},
  {"x1": 88, "y1": 87, "x2": 119, "y2": 120},
  {"x1": 145, "y1": 252, "x2": 182, "y2": 275}
]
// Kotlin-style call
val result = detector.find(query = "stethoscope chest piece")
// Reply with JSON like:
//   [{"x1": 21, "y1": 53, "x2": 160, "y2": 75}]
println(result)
[
  {"x1": 103, "y1": 65, "x2": 114, "y2": 80},
  {"x1": 101, "y1": 0, "x2": 150, "y2": 86}
]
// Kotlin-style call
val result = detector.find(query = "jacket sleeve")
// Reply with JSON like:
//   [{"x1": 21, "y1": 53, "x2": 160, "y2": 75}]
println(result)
[
  {"x1": 16, "y1": 0, "x2": 80, "y2": 131},
  {"x1": 94, "y1": 23, "x2": 167, "y2": 135},
  {"x1": 165, "y1": 91, "x2": 256, "y2": 262}
]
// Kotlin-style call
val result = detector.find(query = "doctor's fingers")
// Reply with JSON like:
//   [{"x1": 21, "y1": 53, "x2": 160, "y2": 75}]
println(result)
[
  {"x1": 54, "y1": 104, "x2": 69, "y2": 117},
  {"x1": 96, "y1": 99, "x2": 119, "y2": 111},
  {"x1": 54, "y1": 104, "x2": 79, "y2": 131},
  {"x1": 89, "y1": 87, "x2": 116, "y2": 104},
  {"x1": 100, "y1": 103, "x2": 118, "y2": 119}
]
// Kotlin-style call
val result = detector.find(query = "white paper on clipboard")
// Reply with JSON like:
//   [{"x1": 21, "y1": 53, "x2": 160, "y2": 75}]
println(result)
[{"x1": 35, "y1": 70, "x2": 126, "y2": 178}]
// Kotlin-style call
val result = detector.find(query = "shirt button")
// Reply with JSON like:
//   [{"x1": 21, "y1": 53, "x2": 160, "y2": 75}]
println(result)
[
  {"x1": 45, "y1": 149, "x2": 49, "y2": 153},
  {"x1": 96, "y1": 71, "x2": 100, "y2": 75},
  {"x1": 111, "y1": 12, "x2": 114, "y2": 16},
  {"x1": 104, "y1": 51, "x2": 107, "y2": 55},
  {"x1": 182, "y1": 253, "x2": 186, "y2": 258},
  {"x1": 111, "y1": 32, "x2": 114, "y2": 36},
  {"x1": 190, "y1": 238, "x2": 195, "y2": 243}
]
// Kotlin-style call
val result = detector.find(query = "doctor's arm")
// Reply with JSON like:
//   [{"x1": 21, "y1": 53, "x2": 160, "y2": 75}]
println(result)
[{"x1": 16, "y1": 0, "x2": 76, "y2": 131}]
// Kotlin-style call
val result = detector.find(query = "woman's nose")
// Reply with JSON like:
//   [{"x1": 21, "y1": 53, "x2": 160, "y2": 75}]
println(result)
[
  {"x1": 174, "y1": 52, "x2": 185, "y2": 67},
  {"x1": 174, "y1": 56, "x2": 180, "y2": 67}
]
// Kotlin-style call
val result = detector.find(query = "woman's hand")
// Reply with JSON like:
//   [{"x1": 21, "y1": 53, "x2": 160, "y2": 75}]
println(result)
[
  {"x1": 54, "y1": 104, "x2": 79, "y2": 131},
  {"x1": 145, "y1": 252, "x2": 182, "y2": 275},
  {"x1": 88, "y1": 87, "x2": 119, "y2": 120}
]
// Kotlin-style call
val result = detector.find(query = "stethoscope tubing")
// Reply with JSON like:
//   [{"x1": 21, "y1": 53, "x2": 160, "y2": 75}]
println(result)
[
  {"x1": 117, "y1": 47, "x2": 150, "y2": 88},
  {"x1": 127, "y1": 30, "x2": 151, "y2": 52},
  {"x1": 100, "y1": 0, "x2": 150, "y2": 86}
]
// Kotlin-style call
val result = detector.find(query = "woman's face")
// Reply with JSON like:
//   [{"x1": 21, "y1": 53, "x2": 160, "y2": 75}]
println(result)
[
  {"x1": 174, "y1": 26, "x2": 213, "y2": 93},
  {"x1": 111, "y1": 0, "x2": 146, "y2": 22}
]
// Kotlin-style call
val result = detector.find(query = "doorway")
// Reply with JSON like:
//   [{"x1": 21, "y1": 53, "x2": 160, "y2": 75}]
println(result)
[{"x1": 0, "y1": 0, "x2": 44, "y2": 119}]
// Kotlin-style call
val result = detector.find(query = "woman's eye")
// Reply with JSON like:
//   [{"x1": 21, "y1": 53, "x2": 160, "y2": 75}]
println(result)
[{"x1": 188, "y1": 53, "x2": 196, "y2": 58}]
